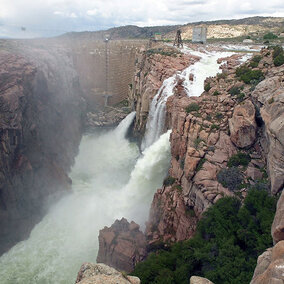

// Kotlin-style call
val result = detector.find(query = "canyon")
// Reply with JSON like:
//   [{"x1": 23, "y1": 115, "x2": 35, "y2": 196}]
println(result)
[{"x1": 0, "y1": 21, "x2": 283, "y2": 284}]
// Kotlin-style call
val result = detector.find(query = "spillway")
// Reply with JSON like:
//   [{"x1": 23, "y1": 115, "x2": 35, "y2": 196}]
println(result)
[{"x1": 0, "y1": 112, "x2": 171, "y2": 284}]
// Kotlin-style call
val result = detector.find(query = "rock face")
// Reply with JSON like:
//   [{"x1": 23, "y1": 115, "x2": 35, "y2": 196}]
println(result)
[
  {"x1": 229, "y1": 100, "x2": 257, "y2": 148},
  {"x1": 0, "y1": 42, "x2": 84, "y2": 255},
  {"x1": 129, "y1": 43, "x2": 199, "y2": 140},
  {"x1": 272, "y1": 192, "x2": 284, "y2": 244},
  {"x1": 97, "y1": 218, "x2": 147, "y2": 273},
  {"x1": 76, "y1": 263, "x2": 140, "y2": 284},
  {"x1": 250, "y1": 241, "x2": 284, "y2": 284},
  {"x1": 252, "y1": 64, "x2": 284, "y2": 195}
]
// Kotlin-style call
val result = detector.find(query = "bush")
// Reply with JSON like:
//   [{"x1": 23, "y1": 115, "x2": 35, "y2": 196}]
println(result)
[
  {"x1": 263, "y1": 32, "x2": 278, "y2": 40},
  {"x1": 215, "y1": 112, "x2": 223, "y2": 121},
  {"x1": 163, "y1": 176, "x2": 176, "y2": 186},
  {"x1": 185, "y1": 103, "x2": 200, "y2": 113},
  {"x1": 210, "y1": 124, "x2": 220, "y2": 131},
  {"x1": 228, "y1": 152, "x2": 251, "y2": 168},
  {"x1": 217, "y1": 167, "x2": 243, "y2": 191},
  {"x1": 204, "y1": 83, "x2": 211, "y2": 92},
  {"x1": 217, "y1": 72, "x2": 227, "y2": 80},
  {"x1": 249, "y1": 55, "x2": 262, "y2": 68},
  {"x1": 237, "y1": 93, "x2": 245, "y2": 102},
  {"x1": 213, "y1": 90, "x2": 219, "y2": 96},
  {"x1": 132, "y1": 190, "x2": 277, "y2": 284},
  {"x1": 274, "y1": 53, "x2": 284, "y2": 67},
  {"x1": 229, "y1": 86, "x2": 241, "y2": 96},
  {"x1": 272, "y1": 46, "x2": 283, "y2": 59},
  {"x1": 196, "y1": 158, "x2": 206, "y2": 172}
]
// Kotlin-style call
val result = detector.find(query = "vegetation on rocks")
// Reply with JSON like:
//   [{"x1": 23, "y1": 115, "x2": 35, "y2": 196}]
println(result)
[
  {"x1": 235, "y1": 65, "x2": 264, "y2": 84},
  {"x1": 204, "y1": 83, "x2": 211, "y2": 92},
  {"x1": 217, "y1": 167, "x2": 243, "y2": 191},
  {"x1": 132, "y1": 189, "x2": 277, "y2": 284},
  {"x1": 146, "y1": 48, "x2": 181, "y2": 57},
  {"x1": 185, "y1": 103, "x2": 200, "y2": 113},
  {"x1": 272, "y1": 46, "x2": 284, "y2": 66},
  {"x1": 228, "y1": 152, "x2": 251, "y2": 168},
  {"x1": 163, "y1": 176, "x2": 176, "y2": 186}
]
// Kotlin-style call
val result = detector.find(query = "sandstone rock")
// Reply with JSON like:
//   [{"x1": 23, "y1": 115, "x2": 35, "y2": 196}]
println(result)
[
  {"x1": 76, "y1": 263, "x2": 140, "y2": 284},
  {"x1": 145, "y1": 186, "x2": 198, "y2": 244},
  {"x1": 190, "y1": 276, "x2": 214, "y2": 284},
  {"x1": 272, "y1": 191, "x2": 284, "y2": 244},
  {"x1": 97, "y1": 218, "x2": 146, "y2": 273},
  {"x1": 229, "y1": 100, "x2": 257, "y2": 148},
  {"x1": 251, "y1": 241, "x2": 284, "y2": 284}
]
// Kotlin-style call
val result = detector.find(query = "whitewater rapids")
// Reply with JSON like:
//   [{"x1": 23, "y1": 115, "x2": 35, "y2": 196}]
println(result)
[{"x1": 0, "y1": 112, "x2": 171, "y2": 284}]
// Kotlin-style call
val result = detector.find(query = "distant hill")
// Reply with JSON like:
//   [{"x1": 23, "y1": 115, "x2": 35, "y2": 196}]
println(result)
[{"x1": 60, "y1": 16, "x2": 284, "y2": 41}]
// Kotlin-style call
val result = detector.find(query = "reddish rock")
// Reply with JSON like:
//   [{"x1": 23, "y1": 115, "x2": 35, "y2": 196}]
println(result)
[
  {"x1": 97, "y1": 218, "x2": 146, "y2": 273},
  {"x1": 229, "y1": 100, "x2": 257, "y2": 148},
  {"x1": 145, "y1": 186, "x2": 198, "y2": 244}
]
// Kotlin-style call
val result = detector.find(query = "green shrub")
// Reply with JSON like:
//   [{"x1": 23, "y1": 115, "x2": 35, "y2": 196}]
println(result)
[
  {"x1": 236, "y1": 66, "x2": 250, "y2": 77},
  {"x1": 217, "y1": 72, "x2": 227, "y2": 80},
  {"x1": 196, "y1": 158, "x2": 206, "y2": 172},
  {"x1": 242, "y1": 70, "x2": 264, "y2": 84},
  {"x1": 215, "y1": 112, "x2": 223, "y2": 121},
  {"x1": 213, "y1": 90, "x2": 219, "y2": 96},
  {"x1": 249, "y1": 55, "x2": 262, "y2": 68},
  {"x1": 132, "y1": 190, "x2": 277, "y2": 284},
  {"x1": 185, "y1": 103, "x2": 200, "y2": 113},
  {"x1": 237, "y1": 93, "x2": 245, "y2": 102},
  {"x1": 229, "y1": 86, "x2": 241, "y2": 96},
  {"x1": 204, "y1": 83, "x2": 211, "y2": 92},
  {"x1": 210, "y1": 124, "x2": 220, "y2": 131},
  {"x1": 163, "y1": 176, "x2": 176, "y2": 186},
  {"x1": 217, "y1": 167, "x2": 243, "y2": 191},
  {"x1": 268, "y1": 97, "x2": 274, "y2": 104},
  {"x1": 228, "y1": 152, "x2": 251, "y2": 168},
  {"x1": 194, "y1": 137, "x2": 203, "y2": 149},
  {"x1": 263, "y1": 32, "x2": 278, "y2": 40},
  {"x1": 274, "y1": 53, "x2": 284, "y2": 66},
  {"x1": 272, "y1": 46, "x2": 283, "y2": 59}
]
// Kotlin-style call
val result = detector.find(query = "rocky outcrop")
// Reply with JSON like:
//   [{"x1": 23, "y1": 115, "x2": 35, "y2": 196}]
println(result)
[
  {"x1": 144, "y1": 49, "x2": 274, "y2": 246},
  {"x1": 190, "y1": 276, "x2": 214, "y2": 284},
  {"x1": 76, "y1": 263, "x2": 140, "y2": 284},
  {"x1": 145, "y1": 185, "x2": 198, "y2": 244},
  {"x1": 252, "y1": 64, "x2": 284, "y2": 195},
  {"x1": 0, "y1": 43, "x2": 85, "y2": 255},
  {"x1": 229, "y1": 100, "x2": 257, "y2": 148},
  {"x1": 250, "y1": 241, "x2": 284, "y2": 284},
  {"x1": 130, "y1": 43, "x2": 199, "y2": 139},
  {"x1": 97, "y1": 218, "x2": 147, "y2": 273}
]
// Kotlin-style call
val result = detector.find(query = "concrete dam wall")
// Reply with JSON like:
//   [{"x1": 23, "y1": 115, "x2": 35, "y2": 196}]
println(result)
[{"x1": 69, "y1": 39, "x2": 148, "y2": 109}]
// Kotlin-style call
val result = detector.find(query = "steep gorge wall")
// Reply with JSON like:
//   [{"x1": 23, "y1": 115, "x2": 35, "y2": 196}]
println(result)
[{"x1": 0, "y1": 42, "x2": 85, "y2": 255}]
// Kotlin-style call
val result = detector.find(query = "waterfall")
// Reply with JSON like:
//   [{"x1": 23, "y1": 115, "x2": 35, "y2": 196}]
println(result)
[
  {"x1": 0, "y1": 112, "x2": 171, "y2": 284},
  {"x1": 141, "y1": 48, "x2": 236, "y2": 150}
]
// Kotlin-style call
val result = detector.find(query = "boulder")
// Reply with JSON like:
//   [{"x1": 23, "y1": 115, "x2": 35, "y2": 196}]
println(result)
[
  {"x1": 76, "y1": 263, "x2": 140, "y2": 284},
  {"x1": 229, "y1": 100, "x2": 257, "y2": 148},
  {"x1": 97, "y1": 218, "x2": 146, "y2": 273},
  {"x1": 190, "y1": 276, "x2": 214, "y2": 284}
]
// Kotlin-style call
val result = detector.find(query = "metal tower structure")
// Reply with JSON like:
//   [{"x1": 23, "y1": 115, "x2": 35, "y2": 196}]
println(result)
[{"x1": 173, "y1": 29, "x2": 183, "y2": 48}]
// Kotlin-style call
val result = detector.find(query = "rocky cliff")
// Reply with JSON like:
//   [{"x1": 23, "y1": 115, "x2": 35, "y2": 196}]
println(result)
[
  {"x1": 130, "y1": 43, "x2": 199, "y2": 141},
  {"x1": 0, "y1": 41, "x2": 85, "y2": 255}
]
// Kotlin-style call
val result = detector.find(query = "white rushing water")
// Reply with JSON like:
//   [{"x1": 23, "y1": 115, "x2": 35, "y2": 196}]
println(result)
[
  {"x1": 141, "y1": 47, "x2": 235, "y2": 150},
  {"x1": 0, "y1": 112, "x2": 171, "y2": 284}
]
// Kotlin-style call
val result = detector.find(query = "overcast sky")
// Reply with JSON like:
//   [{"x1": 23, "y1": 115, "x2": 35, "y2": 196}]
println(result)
[{"x1": 0, "y1": 0, "x2": 284, "y2": 38}]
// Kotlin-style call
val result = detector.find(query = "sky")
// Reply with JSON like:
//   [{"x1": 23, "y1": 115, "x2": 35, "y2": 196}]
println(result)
[{"x1": 0, "y1": 0, "x2": 284, "y2": 38}]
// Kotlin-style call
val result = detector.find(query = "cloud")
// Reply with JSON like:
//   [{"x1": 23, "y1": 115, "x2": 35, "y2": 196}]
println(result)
[{"x1": 0, "y1": 0, "x2": 283, "y2": 38}]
